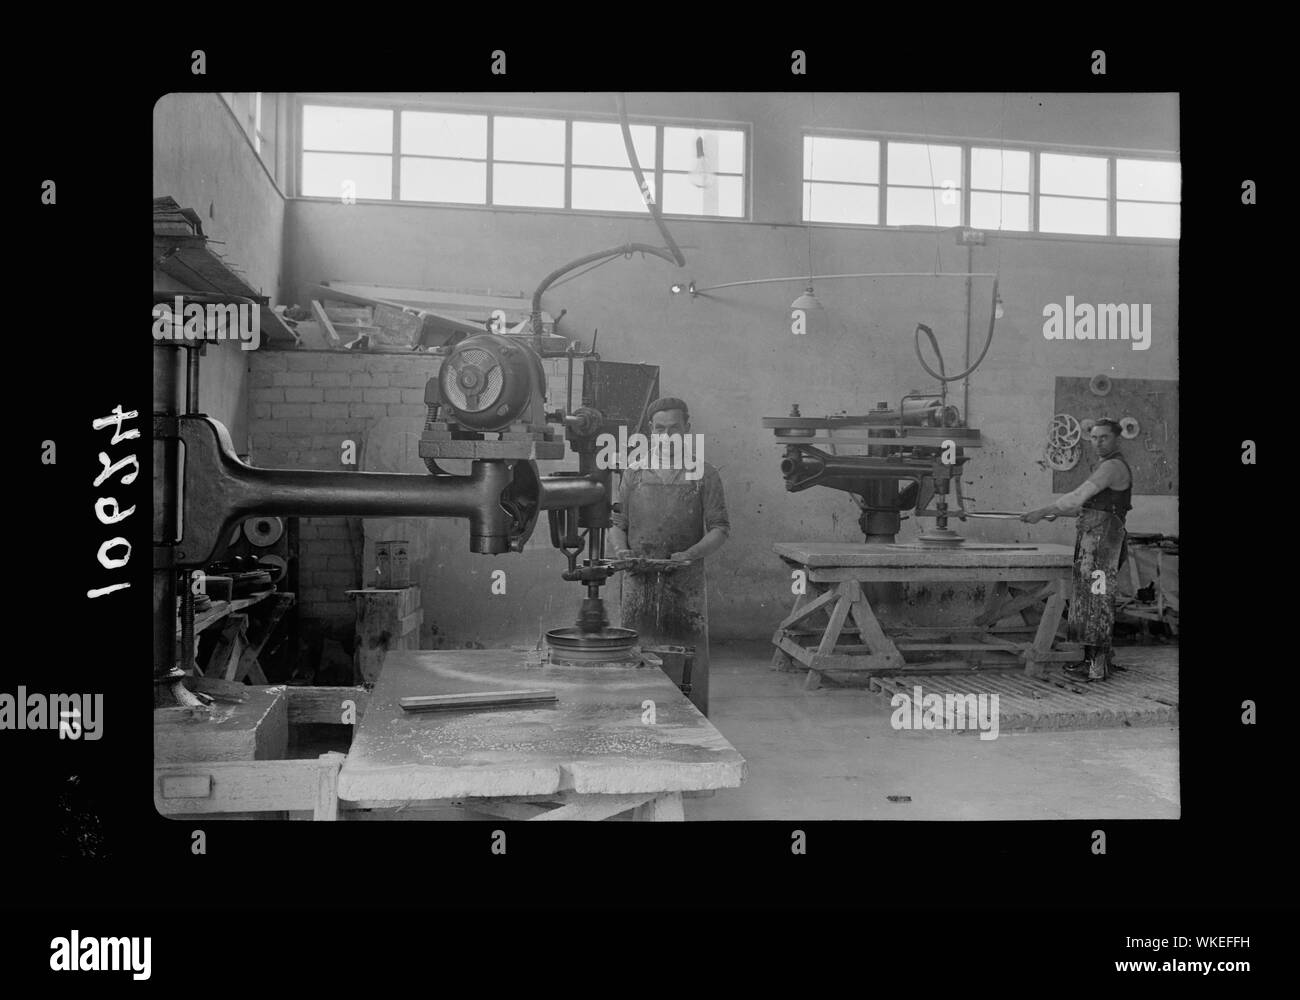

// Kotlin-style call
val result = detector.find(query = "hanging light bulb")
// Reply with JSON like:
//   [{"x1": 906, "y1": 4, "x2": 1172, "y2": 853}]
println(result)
[
  {"x1": 791, "y1": 286, "x2": 822, "y2": 312},
  {"x1": 687, "y1": 136, "x2": 713, "y2": 189},
  {"x1": 789, "y1": 286, "x2": 826, "y2": 337}
]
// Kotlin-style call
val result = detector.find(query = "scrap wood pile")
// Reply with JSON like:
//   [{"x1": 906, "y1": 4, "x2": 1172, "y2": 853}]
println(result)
[{"x1": 272, "y1": 281, "x2": 569, "y2": 355}]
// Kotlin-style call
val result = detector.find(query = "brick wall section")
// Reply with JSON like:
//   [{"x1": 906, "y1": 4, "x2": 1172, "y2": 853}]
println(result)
[{"x1": 247, "y1": 349, "x2": 442, "y2": 621}]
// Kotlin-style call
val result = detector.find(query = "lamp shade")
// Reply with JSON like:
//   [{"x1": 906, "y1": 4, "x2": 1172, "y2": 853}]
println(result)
[{"x1": 791, "y1": 286, "x2": 822, "y2": 311}]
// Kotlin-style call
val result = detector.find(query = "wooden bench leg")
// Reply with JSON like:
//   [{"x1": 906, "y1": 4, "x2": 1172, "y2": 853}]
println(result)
[
  {"x1": 631, "y1": 792, "x2": 685, "y2": 822},
  {"x1": 1024, "y1": 578, "x2": 1068, "y2": 678}
]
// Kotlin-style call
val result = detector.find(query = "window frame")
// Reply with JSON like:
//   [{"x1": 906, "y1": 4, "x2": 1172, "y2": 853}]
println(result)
[
  {"x1": 293, "y1": 95, "x2": 751, "y2": 220},
  {"x1": 801, "y1": 127, "x2": 1178, "y2": 243}
]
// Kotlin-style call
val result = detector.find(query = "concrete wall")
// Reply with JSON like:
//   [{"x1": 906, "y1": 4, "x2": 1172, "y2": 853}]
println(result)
[
  {"x1": 274, "y1": 92, "x2": 1178, "y2": 642},
  {"x1": 153, "y1": 92, "x2": 286, "y2": 452}
]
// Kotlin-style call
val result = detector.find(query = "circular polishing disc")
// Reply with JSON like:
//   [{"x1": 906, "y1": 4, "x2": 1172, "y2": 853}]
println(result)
[{"x1": 243, "y1": 516, "x2": 284, "y2": 547}]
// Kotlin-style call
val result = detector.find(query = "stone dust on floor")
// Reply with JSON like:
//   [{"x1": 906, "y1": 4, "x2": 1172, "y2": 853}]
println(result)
[{"x1": 687, "y1": 640, "x2": 1179, "y2": 821}]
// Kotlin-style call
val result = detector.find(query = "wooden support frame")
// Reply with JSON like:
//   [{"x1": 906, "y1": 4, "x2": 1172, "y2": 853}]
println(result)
[
  {"x1": 446, "y1": 791, "x2": 686, "y2": 822},
  {"x1": 772, "y1": 556, "x2": 1077, "y2": 688}
]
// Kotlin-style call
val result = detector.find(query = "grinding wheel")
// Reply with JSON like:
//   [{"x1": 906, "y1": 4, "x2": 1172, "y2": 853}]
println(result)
[
  {"x1": 545, "y1": 626, "x2": 639, "y2": 664},
  {"x1": 243, "y1": 516, "x2": 284, "y2": 547},
  {"x1": 917, "y1": 528, "x2": 965, "y2": 548}
]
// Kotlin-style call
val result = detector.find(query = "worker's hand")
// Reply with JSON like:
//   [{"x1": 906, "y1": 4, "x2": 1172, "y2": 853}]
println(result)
[
  {"x1": 615, "y1": 548, "x2": 634, "y2": 560},
  {"x1": 669, "y1": 551, "x2": 693, "y2": 562},
  {"x1": 1020, "y1": 510, "x2": 1046, "y2": 524}
]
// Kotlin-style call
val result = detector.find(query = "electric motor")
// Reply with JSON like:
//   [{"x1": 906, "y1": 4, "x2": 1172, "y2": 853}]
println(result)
[{"x1": 437, "y1": 333, "x2": 547, "y2": 431}]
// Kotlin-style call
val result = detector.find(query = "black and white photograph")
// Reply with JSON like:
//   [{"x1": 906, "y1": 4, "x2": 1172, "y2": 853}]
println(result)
[
  {"x1": 4, "y1": 40, "x2": 1289, "y2": 983},
  {"x1": 149, "y1": 90, "x2": 1180, "y2": 821}
]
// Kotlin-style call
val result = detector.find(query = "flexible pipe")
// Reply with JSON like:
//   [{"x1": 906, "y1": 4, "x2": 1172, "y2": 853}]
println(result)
[
  {"x1": 914, "y1": 277, "x2": 1000, "y2": 383},
  {"x1": 615, "y1": 93, "x2": 685, "y2": 267}
]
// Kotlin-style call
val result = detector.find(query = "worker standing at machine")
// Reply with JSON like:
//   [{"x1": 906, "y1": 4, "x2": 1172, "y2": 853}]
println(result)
[
  {"x1": 608, "y1": 397, "x2": 729, "y2": 715},
  {"x1": 1021, "y1": 418, "x2": 1131, "y2": 682}
]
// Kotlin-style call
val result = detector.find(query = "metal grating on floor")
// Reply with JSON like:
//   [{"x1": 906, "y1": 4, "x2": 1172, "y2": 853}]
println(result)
[{"x1": 864, "y1": 646, "x2": 1178, "y2": 732}]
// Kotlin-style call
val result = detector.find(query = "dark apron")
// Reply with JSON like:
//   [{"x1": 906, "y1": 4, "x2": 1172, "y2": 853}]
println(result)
[
  {"x1": 1068, "y1": 508, "x2": 1128, "y2": 674},
  {"x1": 620, "y1": 474, "x2": 710, "y2": 715}
]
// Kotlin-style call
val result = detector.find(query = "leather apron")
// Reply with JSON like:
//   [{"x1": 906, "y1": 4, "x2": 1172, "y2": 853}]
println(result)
[{"x1": 619, "y1": 472, "x2": 710, "y2": 715}]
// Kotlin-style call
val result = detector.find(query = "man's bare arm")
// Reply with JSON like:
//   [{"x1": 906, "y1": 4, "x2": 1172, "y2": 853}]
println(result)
[{"x1": 1023, "y1": 461, "x2": 1118, "y2": 521}]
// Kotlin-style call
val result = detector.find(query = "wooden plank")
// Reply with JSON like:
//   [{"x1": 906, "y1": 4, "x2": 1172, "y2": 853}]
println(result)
[
  {"x1": 159, "y1": 774, "x2": 213, "y2": 799},
  {"x1": 776, "y1": 635, "x2": 817, "y2": 668},
  {"x1": 453, "y1": 798, "x2": 553, "y2": 821},
  {"x1": 895, "y1": 643, "x2": 1024, "y2": 653},
  {"x1": 532, "y1": 793, "x2": 658, "y2": 821},
  {"x1": 845, "y1": 580, "x2": 905, "y2": 669},
  {"x1": 154, "y1": 684, "x2": 288, "y2": 763},
  {"x1": 154, "y1": 753, "x2": 344, "y2": 819},
  {"x1": 775, "y1": 541, "x2": 1075, "y2": 568},
  {"x1": 233, "y1": 593, "x2": 294, "y2": 683},
  {"x1": 286, "y1": 686, "x2": 370, "y2": 725},
  {"x1": 808, "y1": 652, "x2": 903, "y2": 672},
  {"x1": 311, "y1": 300, "x2": 341, "y2": 345},
  {"x1": 325, "y1": 282, "x2": 550, "y2": 320},
  {"x1": 808, "y1": 567, "x2": 1070, "y2": 583},
  {"x1": 632, "y1": 792, "x2": 686, "y2": 822},
  {"x1": 777, "y1": 587, "x2": 839, "y2": 630},
  {"x1": 314, "y1": 754, "x2": 344, "y2": 821},
  {"x1": 399, "y1": 690, "x2": 559, "y2": 713},
  {"x1": 973, "y1": 581, "x2": 1056, "y2": 627},
  {"x1": 816, "y1": 584, "x2": 852, "y2": 657},
  {"x1": 1025, "y1": 580, "x2": 1069, "y2": 678}
]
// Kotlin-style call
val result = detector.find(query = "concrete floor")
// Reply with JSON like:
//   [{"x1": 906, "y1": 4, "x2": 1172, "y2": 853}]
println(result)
[{"x1": 686, "y1": 640, "x2": 1179, "y2": 821}]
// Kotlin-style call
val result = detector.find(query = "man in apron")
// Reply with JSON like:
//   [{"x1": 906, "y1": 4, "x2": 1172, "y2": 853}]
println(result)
[
  {"x1": 608, "y1": 397, "x2": 730, "y2": 715},
  {"x1": 1021, "y1": 418, "x2": 1132, "y2": 682}
]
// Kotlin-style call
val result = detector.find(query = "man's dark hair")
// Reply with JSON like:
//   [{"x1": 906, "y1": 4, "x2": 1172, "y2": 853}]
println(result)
[
  {"x1": 646, "y1": 396, "x2": 690, "y2": 423},
  {"x1": 1093, "y1": 418, "x2": 1122, "y2": 436}
]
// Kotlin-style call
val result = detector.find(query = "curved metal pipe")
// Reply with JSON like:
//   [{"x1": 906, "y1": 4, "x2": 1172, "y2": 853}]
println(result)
[
  {"x1": 530, "y1": 243, "x2": 678, "y2": 342},
  {"x1": 615, "y1": 93, "x2": 686, "y2": 268}
]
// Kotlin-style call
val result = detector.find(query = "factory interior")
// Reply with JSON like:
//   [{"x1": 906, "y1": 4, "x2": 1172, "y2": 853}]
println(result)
[{"x1": 152, "y1": 91, "x2": 1179, "y2": 822}]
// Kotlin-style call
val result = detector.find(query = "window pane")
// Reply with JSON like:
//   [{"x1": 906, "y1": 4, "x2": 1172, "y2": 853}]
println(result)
[
  {"x1": 401, "y1": 112, "x2": 486, "y2": 158},
  {"x1": 803, "y1": 182, "x2": 878, "y2": 224},
  {"x1": 493, "y1": 163, "x2": 564, "y2": 207},
  {"x1": 1039, "y1": 196, "x2": 1107, "y2": 235},
  {"x1": 301, "y1": 152, "x2": 392, "y2": 199},
  {"x1": 302, "y1": 105, "x2": 392, "y2": 153},
  {"x1": 804, "y1": 136, "x2": 878, "y2": 183},
  {"x1": 493, "y1": 116, "x2": 565, "y2": 164},
  {"x1": 572, "y1": 168, "x2": 650, "y2": 212},
  {"x1": 887, "y1": 142, "x2": 962, "y2": 187},
  {"x1": 400, "y1": 158, "x2": 486, "y2": 203},
  {"x1": 971, "y1": 147, "x2": 1030, "y2": 192},
  {"x1": 1040, "y1": 153, "x2": 1107, "y2": 197},
  {"x1": 1117, "y1": 159, "x2": 1180, "y2": 202},
  {"x1": 664, "y1": 127, "x2": 744, "y2": 173},
  {"x1": 572, "y1": 121, "x2": 655, "y2": 168},
  {"x1": 887, "y1": 186, "x2": 961, "y2": 227},
  {"x1": 1117, "y1": 201, "x2": 1180, "y2": 238},
  {"x1": 970, "y1": 191, "x2": 1030, "y2": 231},
  {"x1": 662, "y1": 172, "x2": 743, "y2": 216}
]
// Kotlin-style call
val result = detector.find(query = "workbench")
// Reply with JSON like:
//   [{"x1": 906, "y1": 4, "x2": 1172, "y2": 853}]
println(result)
[
  {"x1": 771, "y1": 542, "x2": 1079, "y2": 687},
  {"x1": 337, "y1": 649, "x2": 746, "y2": 820}
]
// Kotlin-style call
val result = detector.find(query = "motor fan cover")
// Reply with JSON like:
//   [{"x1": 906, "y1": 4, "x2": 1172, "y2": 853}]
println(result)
[{"x1": 438, "y1": 333, "x2": 544, "y2": 431}]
